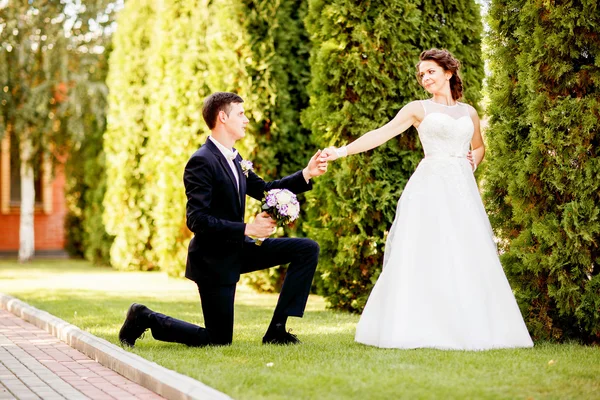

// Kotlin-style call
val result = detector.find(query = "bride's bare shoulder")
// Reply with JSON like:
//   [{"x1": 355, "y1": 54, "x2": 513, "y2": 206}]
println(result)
[
  {"x1": 401, "y1": 100, "x2": 426, "y2": 123},
  {"x1": 405, "y1": 100, "x2": 425, "y2": 110},
  {"x1": 462, "y1": 103, "x2": 480, "y2": 120},
  {"x1": 400, "y1": 100, "x2": 425, "y2": 115}
]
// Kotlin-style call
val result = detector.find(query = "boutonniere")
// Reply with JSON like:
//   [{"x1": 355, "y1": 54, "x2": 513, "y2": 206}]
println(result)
[{"x1": 240, "y1": 160, "x2": 253, "y2": 177}]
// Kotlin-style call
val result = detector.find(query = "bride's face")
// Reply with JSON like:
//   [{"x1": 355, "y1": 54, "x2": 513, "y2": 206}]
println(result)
[{"x1": 418, "y1": 60, "x2": 452, "y2": 95}]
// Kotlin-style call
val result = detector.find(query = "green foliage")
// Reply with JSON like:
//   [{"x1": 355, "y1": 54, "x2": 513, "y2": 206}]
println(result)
[
  {"x1": 0, "y1": 3, "x2": 66, "y2": 150},
  {"x1": 63, "y1": 23, "x2": 115, "y2": 266},
  {"x1": 104, "y1": 0, "x2": 159, "y2": 270},
  {"x1": 485, "y1": 0, "x2": 600, "y2": 342},
  {"x1": 103, "y1": 0, "x2": 253, "y2": 275},
  {"x1": 303, "y1": 0, "x2": 484, "y2": 312},
  {"x1": 64, "y1": 91, "x2": 113, "y2": 265},
  {"x1": 240, "y1": 0, "x2": 313, "y2": 179},
  {"x1": 234, "y1": 0, "x2": 314, "y2": 291},
  {"x1": 142, "y1": 0, "x2": 212, "y2": 276},
  {"x1": 104, "y1": 0, "x2": 313, "y2": 281}
]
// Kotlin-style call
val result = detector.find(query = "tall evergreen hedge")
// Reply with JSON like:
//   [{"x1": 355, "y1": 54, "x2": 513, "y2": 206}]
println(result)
[
  {"x1": 65, "y1": 96, "x2": 113, "y2": 264},
  {"x1": 240, "y1": 0, "x2": 312, "y2": 179},
  {"x1": 237, "y1": 0, "x2": 313, "y2": 291},
  {"x1": 141, "y1": 1, "x2": 212, "y2": 276},
  {"x1": 202, "y1": 0, "x2": 313, "y2": 290},
  {"x1": 105, "y1": 0, "x2": 213, "y2": 273},
  {"x1": 63, "y1": 32, "x2": 114, "y2": 265},
  {"x1": 104, "y1": 0, "x2": 313, "y2": 278},
  {"x1": 303, "y1": 0, "x2": 484, "y2": 312},
  {"x1": 485, "y1": 0, "x2": 600, "y2": 342},
  {"x1": 104, "y1": 0, "x2": 158, "y2": 270}
]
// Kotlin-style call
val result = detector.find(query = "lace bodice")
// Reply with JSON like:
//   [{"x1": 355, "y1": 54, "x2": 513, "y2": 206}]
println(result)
[{"x1": 417, "y1": 100, "x2": 473, "y2": 157}]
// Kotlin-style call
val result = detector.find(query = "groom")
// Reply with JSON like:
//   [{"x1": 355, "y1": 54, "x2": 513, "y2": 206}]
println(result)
[{"x1": 119, "y1": 92, "x2": 327, "y2": 347}]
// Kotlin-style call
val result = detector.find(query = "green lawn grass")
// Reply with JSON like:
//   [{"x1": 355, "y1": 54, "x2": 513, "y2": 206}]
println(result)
[{"x1": 1, "y1": 259, "x2": 598, "y2": 399}]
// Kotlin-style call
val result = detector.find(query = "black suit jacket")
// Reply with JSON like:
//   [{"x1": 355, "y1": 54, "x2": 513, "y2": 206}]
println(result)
[{"x1": 184, "y1": 138, "x2": 312, "y2": 284}]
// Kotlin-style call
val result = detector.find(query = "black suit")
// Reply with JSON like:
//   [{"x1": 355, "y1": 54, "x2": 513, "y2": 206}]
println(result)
[{"x1": 146, "y1": 138, "x2": 319, "y2": 346}]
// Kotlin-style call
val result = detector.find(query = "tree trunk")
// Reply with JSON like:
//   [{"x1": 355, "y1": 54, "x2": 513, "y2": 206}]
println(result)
[{"x1": 19, "y1": 133, "x2": 35, "y2": 262}]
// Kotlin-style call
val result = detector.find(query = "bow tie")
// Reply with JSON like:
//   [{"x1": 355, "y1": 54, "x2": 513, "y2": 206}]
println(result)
[{"x1": 225, "y1": 149, "x2": 238, "y2": 161}]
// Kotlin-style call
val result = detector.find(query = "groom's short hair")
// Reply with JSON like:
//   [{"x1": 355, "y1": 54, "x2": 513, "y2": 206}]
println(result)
[{"x1": 202, "y1": 92, "x2": 244, "y2": 130}]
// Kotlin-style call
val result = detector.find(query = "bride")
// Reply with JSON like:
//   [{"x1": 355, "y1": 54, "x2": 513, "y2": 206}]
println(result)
[{"x1": 322, "y1": 49, "x2": 533, "y2": 350}]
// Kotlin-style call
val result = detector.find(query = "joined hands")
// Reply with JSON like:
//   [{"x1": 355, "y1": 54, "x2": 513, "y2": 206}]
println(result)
[
  {"x1": 247, "y1": 149, "x2": 331, "y2": 240},
  {"x1": 303, "y1": 149, "x2": 329, "y2": 179}
]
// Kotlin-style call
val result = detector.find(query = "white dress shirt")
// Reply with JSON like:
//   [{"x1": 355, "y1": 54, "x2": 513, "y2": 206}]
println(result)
[{"x1": 209, "y1": 136, "x2": 240, "y2": 190}]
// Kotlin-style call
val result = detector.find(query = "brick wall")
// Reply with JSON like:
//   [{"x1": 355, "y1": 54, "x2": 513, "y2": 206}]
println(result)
[{"x1": 0, "y1": 165, "x2": 66, "y2": 251}]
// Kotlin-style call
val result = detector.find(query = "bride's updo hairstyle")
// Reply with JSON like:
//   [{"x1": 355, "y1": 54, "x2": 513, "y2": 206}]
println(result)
[{"x1": 416, "y1": 49, "x2": 463, "y2": 101}]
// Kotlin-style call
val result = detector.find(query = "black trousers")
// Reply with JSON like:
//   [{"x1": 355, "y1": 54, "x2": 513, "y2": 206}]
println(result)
[{"x1": 147, "y1": 237, "x2": 319, "y2": 346}]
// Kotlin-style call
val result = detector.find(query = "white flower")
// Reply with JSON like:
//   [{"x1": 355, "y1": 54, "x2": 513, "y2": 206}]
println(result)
[
  {"x1": 287, "y1": 202, "x2": 300, "y2": 218},
  {"x1": 239, "y1": 160, "x2": 253, "y2": 177},
  {"x1": 276, "y1": 190, "x2": 293, "y2": 205}
]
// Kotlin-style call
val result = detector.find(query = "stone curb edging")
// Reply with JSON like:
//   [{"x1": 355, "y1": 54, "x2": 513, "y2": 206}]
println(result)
[{"x1": 0, "y1": 293, "x2": 231, "y2": 400}]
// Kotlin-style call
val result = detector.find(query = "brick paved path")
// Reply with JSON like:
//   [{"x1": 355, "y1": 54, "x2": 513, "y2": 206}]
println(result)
[{"x1": 0, "y1": 309, "x2": 164, "y2": 400}]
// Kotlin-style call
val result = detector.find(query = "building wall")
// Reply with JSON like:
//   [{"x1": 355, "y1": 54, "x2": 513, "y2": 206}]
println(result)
[{"x1": 0, "y1": 165, "x2": 66, "y2": 251}]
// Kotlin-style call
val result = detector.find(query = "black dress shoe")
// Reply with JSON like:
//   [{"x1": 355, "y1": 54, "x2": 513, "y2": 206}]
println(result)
[
  {"x1": 262, "y1": 323, "x2": 301, "y2": 345},
  {"x1": 119, "y1": 303, "x2": 151, "y2": 347}
]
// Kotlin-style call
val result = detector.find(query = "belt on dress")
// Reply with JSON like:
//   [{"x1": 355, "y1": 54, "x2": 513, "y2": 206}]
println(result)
[{"x1": 424, "y1": 152, "x2": 467, "y2": 159}]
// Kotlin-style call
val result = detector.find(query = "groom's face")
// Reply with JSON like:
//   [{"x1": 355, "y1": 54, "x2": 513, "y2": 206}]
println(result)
[{"x1": 222, "y1": 102, "x2": 249, "y2": 141}]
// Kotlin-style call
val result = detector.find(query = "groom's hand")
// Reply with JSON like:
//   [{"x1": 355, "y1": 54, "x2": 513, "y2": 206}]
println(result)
[
  {"x1": 303, "y1": 149, "x2": 328, "y2": 182},
  {"x1": 245, "y1": 212, "x2": 276, "y2": 238}
]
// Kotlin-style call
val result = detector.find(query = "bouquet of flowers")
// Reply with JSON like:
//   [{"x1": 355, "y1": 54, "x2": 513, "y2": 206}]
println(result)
[{"x1": 255, "y1": 189, "x2": 300, "y2": 245}]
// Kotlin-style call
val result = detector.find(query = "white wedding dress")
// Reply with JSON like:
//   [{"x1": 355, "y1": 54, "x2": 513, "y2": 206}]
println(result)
[{"x1": 354, "y1": 100, "x2": 533, "y2": 350}]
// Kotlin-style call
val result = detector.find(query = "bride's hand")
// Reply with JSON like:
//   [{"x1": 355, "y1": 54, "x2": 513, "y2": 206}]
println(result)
[
  {"x1": 467, "y1": 151, "x2": 475, "y2": 171},
  {"x1": 321, "y1": 146, "x2": 340, "y2": 162}
]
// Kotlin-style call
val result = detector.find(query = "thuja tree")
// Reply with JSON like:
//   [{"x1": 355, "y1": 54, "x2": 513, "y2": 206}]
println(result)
[
  {"x1": 104, "y1": 0, "x2": 159, "y2": 270},
  {"x1": 64, "y1": 3, "x2": 118, "y2": 265},
  {"x1": 240, "y1": 0, "x2": 312, "y2": 179},
  {"x1": 485, "y1": 0, "x2": 600, "y2": 342},
  {"x1": 303, "y1": 0, "x2": 483, "y2": 311},
  {"x1": 141, "y1": 0, "x2": 211, "y2": 276},
  {"x1": 201, "y1": 0, "x2": 313, "y2": 289},
  {"x1": 105, "y1": 0, "x2": 217, "y2": 273},
  {"x1": 104, "y1": 0, "x2": 314, "y2": 277},
  {"x1": 203, "y1": 0, "x2": 313, "y2": 179},
  {"x1": 237, "y1": 0, "x2": 313, "y2": 291},
  {"x1": 64, "y1": 44, "x2": 114, "y2": 265}
]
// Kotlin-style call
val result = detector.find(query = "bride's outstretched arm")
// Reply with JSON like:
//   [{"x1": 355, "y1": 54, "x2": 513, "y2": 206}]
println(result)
[{"x1": 322, "y1": 101, "x2": 422, "y2": 161}]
